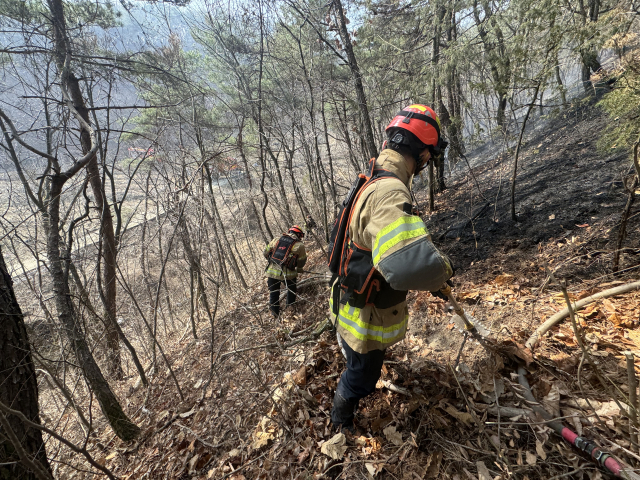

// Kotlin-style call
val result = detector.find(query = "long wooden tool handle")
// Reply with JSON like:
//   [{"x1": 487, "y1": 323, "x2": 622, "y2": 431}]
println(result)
[{"x1": 440, "y1": 284, "x2": 476, "y2": 331}]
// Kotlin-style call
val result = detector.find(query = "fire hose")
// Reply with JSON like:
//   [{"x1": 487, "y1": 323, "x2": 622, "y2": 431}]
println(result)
[
  {"x1": 517, "y1": 366, "x2": 636, "y2": 479},
  {"x1": 443, "y1": 284, "x2": 638, "y2": 478}
]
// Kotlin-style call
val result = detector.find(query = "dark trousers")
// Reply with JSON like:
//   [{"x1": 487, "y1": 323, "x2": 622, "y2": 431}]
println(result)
[
  {"x1": 267, "y1": 277, "x2": 297, "y2": 316},
  {"x1": 336, "y1": 338, "x2": 385, "y2": 403},
  {"x1": 331, "y1": 337, "x2": 385, "y2": 426}
]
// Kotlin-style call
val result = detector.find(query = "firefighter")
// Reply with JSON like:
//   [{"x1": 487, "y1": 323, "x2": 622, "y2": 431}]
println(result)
[
  {"x1": 264, "y1": 225, "x2": 307, "y2": 317},
  {"x1": 330, "y1": 104, "x2": 454, "y2": 431}
]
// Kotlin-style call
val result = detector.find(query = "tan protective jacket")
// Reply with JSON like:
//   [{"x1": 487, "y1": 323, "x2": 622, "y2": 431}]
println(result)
[
  {"x1": 264, "y1": 234, "x2": 307, "y2": 281},
  {"x1": 330, "y1": 149, "x2": 452, "y2": 354}
]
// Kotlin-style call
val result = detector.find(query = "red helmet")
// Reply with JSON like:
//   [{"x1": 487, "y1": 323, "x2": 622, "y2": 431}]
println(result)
[
  {"x1": 289, "y1": 225, "x2": 304, "y2": 238},
  {"x1": 385, "y1": 104, "x2": 441, "y2": 148}
]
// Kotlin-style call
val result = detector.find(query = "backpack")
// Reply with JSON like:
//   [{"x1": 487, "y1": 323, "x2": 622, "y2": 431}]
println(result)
[
  {"x1": 270, "y1": 234, "x2": 299, "y2": 270},
  {"x1": 327, "y1": 159, "x2": 403, "y2": 311}
]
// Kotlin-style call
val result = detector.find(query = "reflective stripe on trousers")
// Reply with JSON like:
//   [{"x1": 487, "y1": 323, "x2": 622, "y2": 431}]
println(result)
[{"x1": 329, "y1": 298, "x2": 407, "y2": 346}]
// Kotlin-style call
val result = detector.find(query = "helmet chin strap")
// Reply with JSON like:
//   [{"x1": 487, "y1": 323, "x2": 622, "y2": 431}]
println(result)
[{"x1": 413, "y1": 149, "x2": 429, "y2": 174}]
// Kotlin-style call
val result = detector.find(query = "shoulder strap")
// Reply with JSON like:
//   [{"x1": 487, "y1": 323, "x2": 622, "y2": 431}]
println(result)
[{"x1": 344, "y1": 170, "x2": 400, "y2": 242}]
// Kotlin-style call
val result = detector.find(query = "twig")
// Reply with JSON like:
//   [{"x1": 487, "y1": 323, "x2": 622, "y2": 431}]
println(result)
[
  {"x1": 548, "y1": 468, "x2": 585, "y2": 480},
  {"x1": 634, "y1": 133, "x2": 640, "y2": 182},
  {"x1": 613, "y1": 174, "x2": 638, "y2": 271},
  {"x1": 220, "y1": 452, "x2": 267, "y2": 479},
  {"x1": 454, "y1": 332, "x2": 468, "y2": 370},
  {"x1": 625, "y1": 351, "x2": 639, "y2": 453},
  {"x1": 494, "y1": 376, "x2": 502, "y2": 455},
  {"x1": 555, "y1": 273, "x2": 633, "y2": 416},
  {"x1": 450, "y1": 365, "x2": 514, "y2": 475},
  {"x1": 220, "y1": 319, "x2": 331, "y2": 360},
  {"x1": 174, "y1": 422, "x2": 222, "y2": 449},
  {"x1": 0, "y1": 412, "x2": 52, "y2": 480},
  {"x1": 0, "y1": 400, "x2": 117, "y2": 480},
  {"x1": 550, "y1": 271, "x2": 607, "y2": 427},
  {"x1": 459, "y1": 152, "x2": 486, "y2": 200},
  {"x1": 126, "y1": 413, "x2": 180, "y2": 454}
]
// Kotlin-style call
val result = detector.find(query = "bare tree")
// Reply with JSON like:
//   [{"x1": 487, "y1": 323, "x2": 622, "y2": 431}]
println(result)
[
  {"x1": 0, "y1": 246, "x2": 52, "y2": 480},
  {"x1": 47, "y1": 0, "x2": 123, "y2": 378}
]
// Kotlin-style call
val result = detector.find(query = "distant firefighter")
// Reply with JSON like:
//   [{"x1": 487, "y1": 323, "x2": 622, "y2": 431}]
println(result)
[{"x1": 264, "y1": 225, "x2": 307, "y2": 317}]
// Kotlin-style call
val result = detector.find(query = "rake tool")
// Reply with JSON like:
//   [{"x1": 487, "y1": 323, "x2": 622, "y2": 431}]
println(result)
[{"x1": 439, "y1": 283, "x2": 491, "y2": 340}]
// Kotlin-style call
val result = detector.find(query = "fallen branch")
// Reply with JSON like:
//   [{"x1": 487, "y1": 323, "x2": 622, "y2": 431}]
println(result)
[
  {"x1": 486, "y1": 406, "x2": 530, "y2": 417},
  {"x1": 378, "y1": 379, "x2": 411, "y2": 396},
  {"x1": 525, "y1": 280, "x2": 640, "y2": 349}
]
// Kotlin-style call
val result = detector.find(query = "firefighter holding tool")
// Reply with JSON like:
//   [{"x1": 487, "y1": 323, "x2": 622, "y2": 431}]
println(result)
[
  {"x1": 327, "y1": 104, "x2": 455, "y2": 431},
  {"x1": 264, "y1": 225, "x2": 307, "y2": 318}
]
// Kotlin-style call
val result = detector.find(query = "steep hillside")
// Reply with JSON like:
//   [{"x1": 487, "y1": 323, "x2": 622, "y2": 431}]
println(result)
[{"x1": 55, "y1": 98, "x2": 640, "y2": 480}]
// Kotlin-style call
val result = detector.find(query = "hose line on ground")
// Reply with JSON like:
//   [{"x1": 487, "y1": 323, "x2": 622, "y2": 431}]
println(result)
[{"x1": 517, "y1": 366, "x2": 638, "y2": 479}]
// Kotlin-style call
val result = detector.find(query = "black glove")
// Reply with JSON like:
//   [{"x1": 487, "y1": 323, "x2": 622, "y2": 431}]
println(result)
[
  {"x1": 444, "y1": 255, "x2": 456, "y2": 278},
  {"x1": 430, "y1": 279, "x2": 453, "y2": 300}
]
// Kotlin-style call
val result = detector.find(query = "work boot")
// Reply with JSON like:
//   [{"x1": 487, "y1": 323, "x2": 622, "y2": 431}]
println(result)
[
  {"x1": 269, "y1": 307, "x2": 279, "y2": 319},
  {"x1": 331, "y1": 391, "x2": 357, "y2": 433}
]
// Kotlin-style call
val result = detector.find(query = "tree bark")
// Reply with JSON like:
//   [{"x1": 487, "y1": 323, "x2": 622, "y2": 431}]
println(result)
[
  {"x1": 333, "y1": 0, "x2": 378, "y2": 160},
  {"x1": 0, "y1": 246, "x2": 52, "y2": 480},
  {"x1": 46, "y1": 0, "x2": 122, "y2": 379},
  {"x1": 46, "y1": 177, "x2": 140, "y2": 441}
]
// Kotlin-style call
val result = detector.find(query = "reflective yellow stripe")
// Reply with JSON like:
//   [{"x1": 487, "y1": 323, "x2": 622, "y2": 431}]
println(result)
[
  {"x1": 266, "y1": 265, "x2": 296, "y2": 278},
  {"x1": 407, "y1": 104, "x2": 441, "y2": 127},
  {"x1": 266, "y1": 265, "x2": 283, "y2": 276},
  {"x1": 330, "y1": 299, "x2": 407, "y2": 344},
  {"x1": 372, "y1": 216, "x2": 427, "y2": 265}
]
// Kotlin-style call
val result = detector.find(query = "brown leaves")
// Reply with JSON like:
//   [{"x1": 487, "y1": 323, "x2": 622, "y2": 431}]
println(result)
[
  {"x1": 417, "y1": 453, "x2": 439, "y2": 478},
  {"x1": 382, "y1": 425, "x2": 403, "y2": 446},
  {"x1": 292, "y1": 365, "x2": 306, "y2": 386},
  {"x1": 320, "y1": 433, "x2": 347, "y2": 460},
  {"x1": 442, "y1": 403, "x2": 474, "y2": 426},
  {"x1": 494, "y1": 274, "x2": 514, "y2": 285}
]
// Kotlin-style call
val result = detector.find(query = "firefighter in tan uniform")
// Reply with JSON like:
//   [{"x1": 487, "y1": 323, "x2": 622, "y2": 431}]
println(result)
[
  {"x1": 264, "y1": 225, "x2": 307, "y2": 317},
  {"x1": 330, "y1": 105, "x2": 454, "y2": 430}
]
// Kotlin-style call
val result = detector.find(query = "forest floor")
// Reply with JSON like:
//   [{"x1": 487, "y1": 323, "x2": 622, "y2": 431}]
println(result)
[{"x1": 53, "y1": 96, "x2": 640, "y2": 480}]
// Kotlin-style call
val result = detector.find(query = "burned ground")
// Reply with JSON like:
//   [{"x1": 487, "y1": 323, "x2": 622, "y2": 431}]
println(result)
[{"x1": 429, "y1": 97, "x2": 639, "y2": 287}]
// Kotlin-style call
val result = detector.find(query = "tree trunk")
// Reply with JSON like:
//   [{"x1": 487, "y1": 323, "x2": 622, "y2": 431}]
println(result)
[
  {"x1": 47, "y1": 177, "x2": 140, "y2": 441},
  {"x1": 333, "y1": 0, "x2": 378, "y2": 160},
  {"x1": 473, "y1": 0, "x2": 511, "y2": 131},
  {"x1": 555, "y1": 61, "x2": 567, "y2": 107},
  {"x1": 580, "y1": 49, "x2": 601, "y2": 93},
  {"x1": 256, "y1": 0, "x2": 274, "y2": 239},
  {"x1": 46, "y1": 0, "x2": 122, "y2": 379},
  {"x1": 0, "y1": 246, "x2": 52, "y2": 480},
  {"x1": 236, "y1": 123, "x2": 268, "y2": 243},
  {"x1": 320, "y1": 91, "x2": 338, "y2": 213},
  {"x1": 511, "y1": 83, "x2": 541, "y2": 222},
  {"x1": 204, "y1": 165, "x2": 249, "y2": 288}
]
